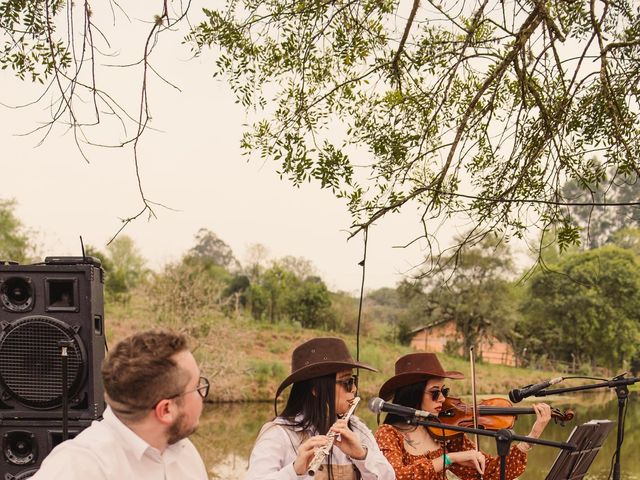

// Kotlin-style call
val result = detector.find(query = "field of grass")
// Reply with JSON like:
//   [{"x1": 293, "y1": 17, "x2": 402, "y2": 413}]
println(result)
[{"x1": 105, "y1": 299, "x2": 572, "y2": 402}]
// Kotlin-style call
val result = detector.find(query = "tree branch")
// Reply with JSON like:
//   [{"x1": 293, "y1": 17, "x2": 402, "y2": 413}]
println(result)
[{"x1": 391, "y1": 0, "x2": 420, "y2": 85}]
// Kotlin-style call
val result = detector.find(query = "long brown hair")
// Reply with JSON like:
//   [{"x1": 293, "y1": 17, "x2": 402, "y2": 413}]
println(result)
[{"x1": 280, "y1": 373, "x2": 337, "y2": 435}]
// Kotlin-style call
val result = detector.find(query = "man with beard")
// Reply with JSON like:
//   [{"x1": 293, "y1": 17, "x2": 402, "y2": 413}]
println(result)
[{"x1": 31, "y1": 329, "x2": 209, "y2": 479}]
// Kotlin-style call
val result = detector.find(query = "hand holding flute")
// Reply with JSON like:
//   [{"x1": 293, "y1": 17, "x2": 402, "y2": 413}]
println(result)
[
  {"x1": 329, "y1": 418, "x2": 368, "y2": 458},
  {"x1": 293, "y1": 436, "x2": 331, "y2": 476},
  {"x1": 306, "y1": 397, "x2": 361, "y2": 476}
]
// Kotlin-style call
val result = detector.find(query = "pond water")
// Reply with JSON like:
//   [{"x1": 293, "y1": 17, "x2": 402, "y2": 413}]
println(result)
[{"x1": 192, "y1": 391, "x2": 639, "y2": 479}]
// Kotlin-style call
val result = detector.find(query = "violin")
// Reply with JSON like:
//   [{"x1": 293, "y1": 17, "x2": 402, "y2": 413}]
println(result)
[{"x1": 427, "y1": 396, "x2": 575, "y2": 439}]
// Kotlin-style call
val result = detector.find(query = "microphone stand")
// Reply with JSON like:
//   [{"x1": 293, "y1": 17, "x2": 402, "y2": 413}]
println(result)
[
  {"x1": 408, "y1": 418, "x2": 575, "y2": 480},
  {"x1": 533, "y1": 372, "x2": 639, "y2": 480}
]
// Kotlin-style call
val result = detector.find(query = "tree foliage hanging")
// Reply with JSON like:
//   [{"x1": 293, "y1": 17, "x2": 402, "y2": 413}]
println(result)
[
  {"x1": 2, "y1": 1, "x2": 639, "y2": 255},
  {"x1": 188, "y1": 0, "x2": 640, "y2": 264},
  {"x1": 0, "y1": 1, "x2": 190, "y2": 233}
]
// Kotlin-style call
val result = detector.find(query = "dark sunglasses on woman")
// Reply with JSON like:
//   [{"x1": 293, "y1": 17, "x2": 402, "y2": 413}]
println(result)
[
  {"x1": 336, "y1": 375, "x2": 358, "y2": 391},
  {"x1": 426, "y1": 387, "x2": 450, "y2": 401}
]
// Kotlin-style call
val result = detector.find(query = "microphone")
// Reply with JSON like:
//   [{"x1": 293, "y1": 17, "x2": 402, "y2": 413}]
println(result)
[
  {"x1": 368, "y1": 397, "x2": 436, "y2": 419},
  {"x1": 508, "y1": 377, "x2": 564, "y2": 403}
]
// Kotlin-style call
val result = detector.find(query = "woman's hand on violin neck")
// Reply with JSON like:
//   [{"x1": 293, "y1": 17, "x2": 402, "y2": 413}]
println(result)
[
  {"x1": 293, "y1": 435, "x2": 329, "y2": 475},
  {"x1": 331, "y1": 419, "x2": 367, "y2": 459},
  {"x1": 449, "y1": 450, "x2": 486, "y2": 474},
  {"x1": 529, "y1": 403, "x2": 552, "y2": 438}
]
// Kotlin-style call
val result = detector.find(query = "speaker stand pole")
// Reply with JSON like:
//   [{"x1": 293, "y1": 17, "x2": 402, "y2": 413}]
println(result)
[{"x1": 59, "y1": 340, "x2": 73, "y2": 442}]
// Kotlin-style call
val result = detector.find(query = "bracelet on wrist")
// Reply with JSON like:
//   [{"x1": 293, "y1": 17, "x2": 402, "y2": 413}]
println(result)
[
  {"x1": 443, "y1": 453, "x2": 452, "y2": 468},
  {"x1": 518, "y1": 442, "x2": 533, "y2": 453}
]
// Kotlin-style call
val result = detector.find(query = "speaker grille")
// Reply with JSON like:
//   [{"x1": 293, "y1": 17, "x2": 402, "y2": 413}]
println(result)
[
  {"x1": 5, "y1": 469, "x2": 38, "y2": 480},
  {"x1": 5, "y1": 468, "x2": 38, "y2": 480},
  {"x1": 0, "y1": 317, "x2": 86, "y2": 409}
]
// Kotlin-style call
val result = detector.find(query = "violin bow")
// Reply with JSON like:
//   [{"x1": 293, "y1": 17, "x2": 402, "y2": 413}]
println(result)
[
  {"x1": 470, "y1": 346, "x2": 481, "y2": 448},
  {"x1": 470, "y1": 346, "x2": 484, "y2": 479}
]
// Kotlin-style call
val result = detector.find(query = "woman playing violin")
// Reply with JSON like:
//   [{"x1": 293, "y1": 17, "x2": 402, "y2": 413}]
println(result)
[{"x1": 374, "y1": 353, "x2": 552, "y2": 480}]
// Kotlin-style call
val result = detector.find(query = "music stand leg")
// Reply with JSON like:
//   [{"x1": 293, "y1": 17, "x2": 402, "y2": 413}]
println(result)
[
  {"x1": 613, "y1": 384, "x2": 628, "y2": 480},
  {"x1": 495, "y1": 429, "x2": 513, "y2": 480}
]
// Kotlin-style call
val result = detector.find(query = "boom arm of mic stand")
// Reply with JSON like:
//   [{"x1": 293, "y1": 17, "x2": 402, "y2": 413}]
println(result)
[
  {"x1": 410, "y1": 418, "x2": 575, "y2": 480},
  {"x1": 533, "y1": 375, "x2": 639, "y2": 480},
  {"x1": 532, "y1": 376, "x2": 640, "y2": 397}
]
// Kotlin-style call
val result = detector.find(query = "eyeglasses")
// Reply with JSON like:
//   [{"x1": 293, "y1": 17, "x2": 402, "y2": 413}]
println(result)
[
  {"x1": 336, "y1": 375, "x2": 358, "y2": 391},
  {"x1": 188, "y1": 376, "x2": 210, "y2": 399},
  {"x1": 425, "y1": 387, "x2": 450, "y2": 401},
  {"x1": 168, "y1": 376, "x2": 210, "y2": 401}
]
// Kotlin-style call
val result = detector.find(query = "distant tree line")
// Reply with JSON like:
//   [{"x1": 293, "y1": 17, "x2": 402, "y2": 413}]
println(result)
[
  {"x1": 0, "y1": 207, "x2": 353, "y2": 332},
  {"x1": 2, "y1": 168, "x2": 639, "y2": 374},
  {"x1": 363, "y1": 170, "x2": 640, "y2": 373},
  {"x1": 365, "y1": 236, "x2": 640, "y2": 374}
]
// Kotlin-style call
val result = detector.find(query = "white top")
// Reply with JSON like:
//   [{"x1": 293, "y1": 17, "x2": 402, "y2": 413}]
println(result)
[
  {"x1": 30, "y1": 407, "x2": 208, "y2": 480},
  {"x1": 245, "y1": 415, "x2": 396, "y2": 480}
]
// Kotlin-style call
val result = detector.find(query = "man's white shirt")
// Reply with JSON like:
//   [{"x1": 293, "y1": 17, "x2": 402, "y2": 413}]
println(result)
[{"x1": 30, "y1": 407, "x2": 208, "y2": 480}]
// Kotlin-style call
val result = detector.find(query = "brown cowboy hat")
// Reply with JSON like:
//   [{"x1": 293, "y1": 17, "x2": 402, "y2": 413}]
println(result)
[
  {"x1": 378, "y1": 352, "x2": 464, "y2": 400},
  {"x1": 275, "y1": 337, "x2": 377, "y2": 400}
]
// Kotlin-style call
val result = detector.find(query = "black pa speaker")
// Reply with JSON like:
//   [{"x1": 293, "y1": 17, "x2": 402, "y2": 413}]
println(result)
[
  {"x1": 0, "y1": 257, "x2": 105, "y2": 421},
  {"x1": 0, "y1": 418, "x2": 92, "y2": 479}
]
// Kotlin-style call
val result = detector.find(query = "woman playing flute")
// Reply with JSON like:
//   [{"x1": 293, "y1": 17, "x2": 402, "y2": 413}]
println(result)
[{"x1": 246, "y1": 337, "x2": 395, "y2": 480}]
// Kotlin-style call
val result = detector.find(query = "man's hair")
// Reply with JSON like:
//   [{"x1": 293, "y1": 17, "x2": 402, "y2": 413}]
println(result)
[{"x1": 101, "y1": 329, "x2": 190, "y2": 422}]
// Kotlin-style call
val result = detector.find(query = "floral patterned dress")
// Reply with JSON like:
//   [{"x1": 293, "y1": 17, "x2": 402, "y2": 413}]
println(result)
[{"x1": 374, "y1": 424, "x2": 528, "y2": 480}]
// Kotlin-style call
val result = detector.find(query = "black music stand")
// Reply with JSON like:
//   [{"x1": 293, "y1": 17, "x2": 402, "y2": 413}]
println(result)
[
  {"x1": 535, "y1": 373, "x2": 638, "y2": 479},
  {"x1": 410, "y1": 418, "x2": 575, "y2": 480},
  {"x1": 545, "y1": 420, "x2": 614, "y2": 480}
]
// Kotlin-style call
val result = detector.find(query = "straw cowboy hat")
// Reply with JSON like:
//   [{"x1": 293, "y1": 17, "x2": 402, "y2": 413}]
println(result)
[
  {"x1": 275, "y1": 337, "x2": 376, "y2": 400},
  {"x1": 378, "y1": 352, "x2": 464, "y2": 400}
]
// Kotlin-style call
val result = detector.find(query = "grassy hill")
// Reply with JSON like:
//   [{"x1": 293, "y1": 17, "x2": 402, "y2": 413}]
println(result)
[{"x1": 105, "y1": 298, "x2": 571, "y2": 402}]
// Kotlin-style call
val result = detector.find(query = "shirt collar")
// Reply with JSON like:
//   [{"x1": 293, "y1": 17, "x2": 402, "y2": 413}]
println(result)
[
  {"x1": 102, "y1": 406, "x2": 191, "y2": 462},
  {"x1": 103, "y1": 407, "x2": 152, "y2": 461}
]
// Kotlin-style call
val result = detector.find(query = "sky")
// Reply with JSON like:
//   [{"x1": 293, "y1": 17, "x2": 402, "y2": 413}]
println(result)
[{"x1": 0, "y1": 3, "x2": 455, "y2": 294}]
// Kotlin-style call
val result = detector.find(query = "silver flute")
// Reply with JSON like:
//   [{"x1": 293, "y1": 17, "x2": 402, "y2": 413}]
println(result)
[{"x1": 307, "y1": 396, "x2": 361, "y2": 476}]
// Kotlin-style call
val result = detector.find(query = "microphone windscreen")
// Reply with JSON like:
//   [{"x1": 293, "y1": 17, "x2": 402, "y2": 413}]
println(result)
[
  {"x1": 508, "y1": 389, "x2": 521, "y2": 403},
  {"x1": 368, "y1": 397, "x2": 384, "y2": 414}
]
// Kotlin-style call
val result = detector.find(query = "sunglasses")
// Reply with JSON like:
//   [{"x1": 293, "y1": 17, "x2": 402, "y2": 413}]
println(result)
[
  {"x1": 336, "y1": 375, "x2": 358, "y2": 391},
  {"x1": 425, "y1": 387, "x2": 450, "y2": 401}
]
